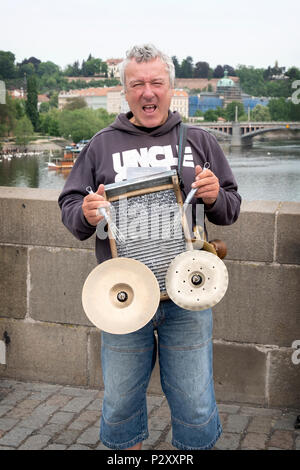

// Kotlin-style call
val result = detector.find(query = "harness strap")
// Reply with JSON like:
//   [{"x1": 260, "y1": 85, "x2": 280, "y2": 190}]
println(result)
[{"x1": 178, "y1": 122, "x2": 188, "y2": 178}]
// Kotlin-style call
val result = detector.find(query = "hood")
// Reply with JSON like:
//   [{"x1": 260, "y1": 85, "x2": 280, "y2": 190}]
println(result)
[{"x1": 110, "y1": 110, "x2": 182, "y2": 137}]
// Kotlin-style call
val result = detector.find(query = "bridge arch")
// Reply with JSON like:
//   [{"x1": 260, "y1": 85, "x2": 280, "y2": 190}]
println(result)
[
  {"x1": 200, "y1": 128, "x2": 231, "y2": 140},
  {"x1": 189, "y1": 121, "x2": 300, "y2": 146},
  {"x1": 241, "y1": 126, "x2": 300, "y2": 140}
]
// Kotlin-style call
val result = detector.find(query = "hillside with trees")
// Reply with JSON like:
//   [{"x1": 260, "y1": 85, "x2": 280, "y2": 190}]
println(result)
[
  {"x1": 172, "y1": 55, "x2": 300, "y2": 98},
  {"x1": 0, "y1": 50, "x2": 299, "y2": 144}
]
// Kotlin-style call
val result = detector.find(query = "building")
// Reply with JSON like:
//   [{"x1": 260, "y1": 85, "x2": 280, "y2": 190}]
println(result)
[
  {"x1": 107, "y1": 89, "x2": 121, "y2": 114},
  {"x1": 188, "y1": 70, "x2": 243, "y2": 116},
  {"x1": 170, "y1": 89, "x2": 189, "y2": 118},
  {"x1": 65, "y1": 76, "x2": 106, "y2": 83},
  {"x1": 106, "y1": 59, "x2": 123, "y2": 79},
  {"x1": 0, "y1": 81, "x2": 5, "y2": 104},
  {"x1": 174, "y1": 76, "x2": 239, "y2": 92},
  {"x1": 58, "y1": 86, "x2": 125, "y2": 112},
  {"x1": 8, "y1": 88, "x2": 26, "y2": 100},
  {"x1": 106, "y1": 86, "x2": 124, "y2": 114},
  {"x1": 188, "y1": 70, "x2": 269, "y2": 116},
  {"x1": 216, "y1": 70, "x2": 242, "y2": 106},
  {"x1": 58, "y1": 87, "x2": 109, "y2": 110},
  {"x1": 189, "y1": 93, "x2": 223, "y2": 116},
  {"x1": 242, "y1": 94, "x2": 269, "y2": 111}
]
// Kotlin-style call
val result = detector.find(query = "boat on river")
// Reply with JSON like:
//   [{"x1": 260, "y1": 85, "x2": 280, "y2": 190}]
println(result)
[{"x1": 48, "y1": 140, "x2": 89, "y2": 171}]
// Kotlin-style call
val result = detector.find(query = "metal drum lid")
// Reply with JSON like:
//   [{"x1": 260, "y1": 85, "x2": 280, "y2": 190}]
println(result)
[
  {"x1": 82, "y1": 258, "x2": 160, "y2": 334},
  {"x1": 165, "y1": 250, "x2": 228, "y2": 311}
]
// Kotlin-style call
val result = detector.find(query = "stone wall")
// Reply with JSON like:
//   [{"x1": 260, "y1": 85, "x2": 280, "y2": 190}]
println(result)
[{"x1": 0, "y1": 187, "x2": 299, "y2": 408}]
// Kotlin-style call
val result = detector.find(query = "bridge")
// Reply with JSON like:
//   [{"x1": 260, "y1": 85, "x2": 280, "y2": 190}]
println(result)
[{"x1": 187, "y1": 120, "x2": 300, "y2": 147}]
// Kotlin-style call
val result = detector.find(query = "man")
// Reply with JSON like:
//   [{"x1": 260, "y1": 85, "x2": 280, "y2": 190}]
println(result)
[{"x1": 58, "y1": 44, "x2": 241, "y2": 450}]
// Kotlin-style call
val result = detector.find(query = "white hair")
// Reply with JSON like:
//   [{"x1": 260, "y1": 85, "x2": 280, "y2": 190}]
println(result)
[{"x1": 118, "y1": 44, "x2": 175, "y2": 89}]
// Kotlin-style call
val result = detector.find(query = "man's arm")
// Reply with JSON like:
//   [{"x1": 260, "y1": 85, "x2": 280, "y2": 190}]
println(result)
[
  {"x1": 191, "y1": 131, "x2": 241, "y2": 226},
  {"x1": 58, "y1": 144, "x2": 107, "y2": 241}
]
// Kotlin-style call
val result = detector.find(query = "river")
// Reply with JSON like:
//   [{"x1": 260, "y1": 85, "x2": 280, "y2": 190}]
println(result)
[{"x1": 0, "y1": 140, "x2": 300, "y2": 202}]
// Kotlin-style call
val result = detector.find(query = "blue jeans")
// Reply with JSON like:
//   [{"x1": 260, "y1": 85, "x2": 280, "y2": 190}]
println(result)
[{"x1": 100, "y1": 300, "x2": 222, "y2": 450}]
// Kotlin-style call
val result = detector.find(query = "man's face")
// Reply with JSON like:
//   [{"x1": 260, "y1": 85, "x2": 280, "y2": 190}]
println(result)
[{"x1": 124, "y1": 58, "x2": 173, "y2": 128}]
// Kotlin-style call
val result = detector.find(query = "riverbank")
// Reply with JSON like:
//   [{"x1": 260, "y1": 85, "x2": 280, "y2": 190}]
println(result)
[
  {"x1": 253, "y1": 129, "x2": 300, "y2": 141},
  {"x1": 1, "y1": 128, "x2": 300, "y2": 155},
  {"x1": 0, "y1": 137, "x2": 71, "y2": 153}
]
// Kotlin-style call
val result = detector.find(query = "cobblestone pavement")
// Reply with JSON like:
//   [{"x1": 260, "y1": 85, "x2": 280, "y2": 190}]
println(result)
[{"x1": 0, "y1": 378, "x2": 299, "y2": 450}]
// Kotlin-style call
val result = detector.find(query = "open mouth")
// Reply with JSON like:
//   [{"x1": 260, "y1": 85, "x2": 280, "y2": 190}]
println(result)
[{"x1": 143, "y1": 105, "x2": 157, "y2": 113}]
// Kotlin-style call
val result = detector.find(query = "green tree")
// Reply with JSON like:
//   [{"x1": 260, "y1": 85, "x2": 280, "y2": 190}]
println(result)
[
  {"x1": 267, "y1": 98, "x2": 300, "y2": 121},
  {"x1": 100, "y1": 61, "x2": 108, "y2": 77},
  {"x1": 213, "y1": 65, "x2": 224, "y2": 78},
  {"x1": 36, "y1": 68, "x2": 67, "y2": 93},
  {"x1": 65, "y1": 77, "x2": 119, "y2": 91},
  {"x1": 39, "y1": 108, "x2": 60, "y2": 136},
  {"x1": 289, "y1": 101, "x2": 300, "y2": 121},
  {"x1": 49, "y1": 92, "x2": 59, "y2": 108},
  {"x1": 0, "y1": 93, "x2": 17, "y2": 136},
  {"x1": 64, "y1": 60, "x2": 81, "y2": 76},
  {"x1": 19, "y1": 56, "x2": 41, "y2": 72},
  {"x1": 215, "y1": 106, "x2": 226, "y2": 119},
  {"x1": 39, "y1": 102, "x2": 50, "y2": 113},
  {"x1": 86, "y1": 58, "x2": 102, "y2": 76},
  {"x1": 265, "y1": 79, "x2": 290, "y2": 98},
  {"x1": 251, "y1": 104, "x2": 271, "y2": 121},
  {"x1": 267, "y1": 97, "x2": 289, "y2": 120},
  {"x1": 39, "y1": 112, "x2": 52, "y2": 134},
  {"x1": 58, "y1": 108, "x2": 115, "y2": 142},
  {"x1": 48, "y1": 118, "x2": 60, "y2": 136},
  {"x1": 223, "y1": 65, "x2": 236, "y2": 76},
  {"x1": 180, "y1": 56, "x2": 194, "y2": 78},
  {"x1": 194, "y1": 61, "x2": 209, "y2": 78},
  {"x1": 14, "y1": 98, "x2": 26, "y2": 120},
  {"x1": 17, "y1": 62, "x2": 36, "y2": 78},
  {"x1": 225, "y1": 101, "x2": 245, "y2": 121},
  {"x1": 14, "y1": 115, "x2": 34, "y2": 147},
  {"x1": 286, "y1": 67, "x2": 300, "y2": 81},
  {"x1": 63, "y1": 97, "x2": 87, "y2": 110},
  {"x1": 204, "y1": 109, "x2": 218, "y2": 121},
  {"x1": 37, "y1": 61, "x2": 60, "y2": 77},
  {"x1": 39, "y1": 75, "x2": 58, "y2": 91},
  {"x1": 235, "y1": 65, "x2": 266, "y2": 96},
  {"x1": 25, "y1": 75, "x2": 39, "y2": 130},
  {"x1": 0, "y1": 51, "x2": 16, "y2": 79},
  {"x1": 95, "y1": 108, "x2": 117, "y2": 127},
  {"x1": 172, "y1": 56, "x2": 181, "y2": 78},
  {"x1": 59, "y1": 108, "x2": 98, "y2": 142}
]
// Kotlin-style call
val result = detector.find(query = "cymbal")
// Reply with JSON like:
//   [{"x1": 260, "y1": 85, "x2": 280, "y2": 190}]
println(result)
[
  {"x1": 165, "y1": 250, "x2": 228, "y2": 311},
  {"x1": 82, "y1": 257, "x2": 160, "y2": 334}
]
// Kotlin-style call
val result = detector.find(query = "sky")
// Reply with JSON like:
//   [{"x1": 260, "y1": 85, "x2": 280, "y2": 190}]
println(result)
[{"x1": 1, "y1": 0, "x2": 299, "y2": 71}]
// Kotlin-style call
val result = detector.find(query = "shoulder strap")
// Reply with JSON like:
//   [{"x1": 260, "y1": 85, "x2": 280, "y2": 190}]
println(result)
[
  {"x1": 178, "y1": 122, "x2": 188, "y2": 177},
  {"x1": 178, "y1": 122, "x2": 208, "y2": 241}
]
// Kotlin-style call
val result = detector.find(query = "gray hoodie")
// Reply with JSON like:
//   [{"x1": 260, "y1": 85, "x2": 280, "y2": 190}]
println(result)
[{"x1": 58, "y1": 111, "x2": 241, "y2": 263}]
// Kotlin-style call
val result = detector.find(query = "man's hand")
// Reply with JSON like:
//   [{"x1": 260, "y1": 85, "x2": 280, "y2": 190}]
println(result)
[
  {"x1": 192, "y1": 164, "x2": 220, "y2": 205},
  {"x1": 82, "y1": 184, "x2": 110, "y2": 226}
]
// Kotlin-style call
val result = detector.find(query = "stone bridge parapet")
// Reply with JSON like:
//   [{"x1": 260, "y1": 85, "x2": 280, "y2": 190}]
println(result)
[
  {"x1": 188, "y1": 120, "x2": 300, "y2": 147},
  {"x1": 0, "y1": 187, "x2": 299, "y2": 408}
]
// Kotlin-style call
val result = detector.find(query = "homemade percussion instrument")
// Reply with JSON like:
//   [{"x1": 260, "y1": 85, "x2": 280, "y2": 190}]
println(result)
[{"x1": 82, "y1": 170, "x2": 228, "y2": 333}]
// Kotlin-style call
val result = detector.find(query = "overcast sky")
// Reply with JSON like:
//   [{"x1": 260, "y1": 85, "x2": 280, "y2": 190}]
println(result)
[{"x1": 1, "y1": 0, "x2": 299, "y2": 70}]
